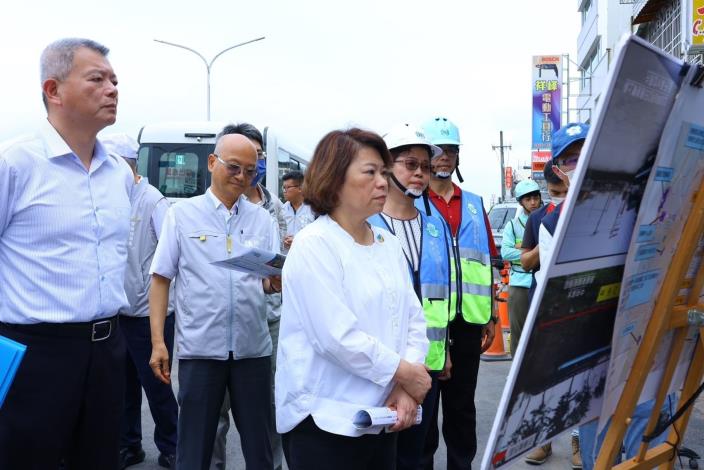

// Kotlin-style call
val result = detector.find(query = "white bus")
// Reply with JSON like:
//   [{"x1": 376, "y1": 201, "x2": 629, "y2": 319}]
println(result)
[{"x1": 136, "y1": 121, "x2": 310, "y2": 200}]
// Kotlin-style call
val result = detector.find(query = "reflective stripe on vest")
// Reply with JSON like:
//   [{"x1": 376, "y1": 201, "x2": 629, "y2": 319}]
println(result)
[
  {"x1": 430, "y1": 191, "x2": 493, "y2": 325},
  {"x1": 369, "y1": 212, "x2": 451, "y2": 371}
]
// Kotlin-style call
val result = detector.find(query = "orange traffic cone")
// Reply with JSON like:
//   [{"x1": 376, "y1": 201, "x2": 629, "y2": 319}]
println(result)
[
  {"x1": 498, "y1": 263, "x2": 511, "y2": 332},
  {"x1": 480, "y1": 274, "x2": 512, "y2": 362}
]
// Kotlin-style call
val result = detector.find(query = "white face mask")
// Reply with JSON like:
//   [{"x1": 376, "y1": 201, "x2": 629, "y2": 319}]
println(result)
[
  {"x1": 551, "y1": 195, "x2": 566, "y2": 205},
  {"x1": 434, "y1": 171, "x2": 452, "y2": 179},
  {"x1": 406, "y1": 188, "x2": 424, "y2": 198}
]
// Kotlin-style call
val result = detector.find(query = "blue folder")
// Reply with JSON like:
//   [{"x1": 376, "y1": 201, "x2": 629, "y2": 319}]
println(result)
[{"x1": 0, "y1": 335, "x2": 26, "y2": 408}]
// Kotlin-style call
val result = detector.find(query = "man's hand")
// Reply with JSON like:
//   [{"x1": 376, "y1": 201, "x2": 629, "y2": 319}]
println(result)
[
  {"x1": 480, "y1": 320, "x2": 496, "y2": 353},
  {"x1": 385, "y1": 384, "x2": 418, "y2": 432},
  {"x1": 438, "y1": 351, "x2": 452, "y2": 381},
  {"x1": 263, "y1": 275, "x2": 282, "y2": 294},
  {"x1": 149, "y1": 342, "x2": 171, "y2": 384},
  {"x1": 393, "y1": 360, "x2": 431, "y2": 403},
  {"x1": 283, "y1": 235, "x2": 294, "y2": 249}
]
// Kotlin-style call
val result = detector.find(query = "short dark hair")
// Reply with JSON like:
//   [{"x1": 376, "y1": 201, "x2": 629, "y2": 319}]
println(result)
[
  {"x1": 282, "y1": 170, "x2": 304, "y2": 185},
  {"x1": 543, "y1": 160, "x2": 562, "y2": 185},
  {"x1": 217, "y1": 122, "x2": 263, "y2": 147},
  {"x1": 304, "y1": 128, "x2": 392, "y2": 216}
]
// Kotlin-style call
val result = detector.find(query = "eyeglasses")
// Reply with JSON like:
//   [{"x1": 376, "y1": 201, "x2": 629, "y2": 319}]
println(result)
[
  {"x1": 282, "y1": 185, "x2": 300, "y2": 193},
  {"x1": 439, "y1": 145, "x2": 459, "y2": 158},
  {"x1": 557, "y1": 154, "x2": 580, "y2": 170},
  {"x1": 395, "y1": 158, "x2": 431, "y2": 173},
  {"x1": 214, "y1": 155, "x2": 257, "y2": 178}
]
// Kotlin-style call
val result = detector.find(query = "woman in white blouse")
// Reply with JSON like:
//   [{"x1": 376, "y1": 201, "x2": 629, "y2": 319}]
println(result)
[{"x1": 276, "y1": 128, "x2": 431, "y2": 469}]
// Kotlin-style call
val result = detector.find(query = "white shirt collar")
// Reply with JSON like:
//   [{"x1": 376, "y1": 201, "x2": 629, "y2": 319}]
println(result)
[
  {"x1": 39, "y1": 118, "x2": 108, "y2": 164},
  {"x1": 206, "y1": 188, "x2": 240, "y2": 215}
]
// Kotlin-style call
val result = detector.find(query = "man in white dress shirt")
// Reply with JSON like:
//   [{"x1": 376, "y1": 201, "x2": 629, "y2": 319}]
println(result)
[
  {"x1": 0, "y1": 38, "x2": 133, "y2": 470},
  {"x1": 281, "y1": 170, "x2": 315, "y2": 250},
  {"x1": 148, "y1": 133, "x2": 280, "y2": 469}
]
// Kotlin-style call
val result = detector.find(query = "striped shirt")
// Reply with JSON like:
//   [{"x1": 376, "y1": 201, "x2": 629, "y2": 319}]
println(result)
[{"x1": 0, "y1": 119, "x2": 134, "y2": 324}]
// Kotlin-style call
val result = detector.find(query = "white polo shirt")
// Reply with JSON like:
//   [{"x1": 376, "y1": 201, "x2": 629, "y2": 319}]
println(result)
[
  {"x1": 275, "y1": 215, "x2": 428, "y2": 437},
  {"x1": 150, "y1": 189, "x2": 279, "y2": 359}
]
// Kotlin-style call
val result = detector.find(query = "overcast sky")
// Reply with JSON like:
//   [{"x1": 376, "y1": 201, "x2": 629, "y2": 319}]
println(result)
[{"x1": 0, "y1": 0, "x2": 579, "y2": 204}]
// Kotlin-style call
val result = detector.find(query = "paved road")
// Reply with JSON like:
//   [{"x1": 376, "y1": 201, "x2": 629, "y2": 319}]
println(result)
[{"x1": 131, "y1": 351, "x2": 703, "y2": 469}]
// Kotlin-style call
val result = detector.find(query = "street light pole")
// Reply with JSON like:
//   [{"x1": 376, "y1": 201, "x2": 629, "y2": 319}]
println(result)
[{"x1": 154, "y1": 36, "x2": 265, "y2": 120}]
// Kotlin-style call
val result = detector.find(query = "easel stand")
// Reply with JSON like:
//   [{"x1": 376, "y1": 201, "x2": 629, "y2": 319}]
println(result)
[{"x1": 594, "y1": 176, "x2": 704, "y2": 470}]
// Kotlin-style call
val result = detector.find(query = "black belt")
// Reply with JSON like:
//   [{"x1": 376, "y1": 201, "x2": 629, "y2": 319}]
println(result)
[{"x1": 0, "y1": 315, "x2": 118, "y2": 342}]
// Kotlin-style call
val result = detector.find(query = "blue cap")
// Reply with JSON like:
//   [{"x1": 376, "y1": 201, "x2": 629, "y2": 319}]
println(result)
[{"x1": 551, "y1": 123, "x2": 589, "y2": 162}]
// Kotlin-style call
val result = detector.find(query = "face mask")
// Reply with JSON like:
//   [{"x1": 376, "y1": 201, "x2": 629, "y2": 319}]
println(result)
[
  {"x1": 250, "y1": 159, "x2": 267, "y2": 187},
  {"x1": 551, "y1": 196, "x2": 566, "y2": 205},
  {"x1": 406, "y1": 187, "x2": 424, "y2": 198}
]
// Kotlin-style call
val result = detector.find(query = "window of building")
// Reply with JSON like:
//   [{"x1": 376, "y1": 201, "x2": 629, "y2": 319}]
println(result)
[{"x1": 580, "y1": 0, "x2": 592, "y2": 25}]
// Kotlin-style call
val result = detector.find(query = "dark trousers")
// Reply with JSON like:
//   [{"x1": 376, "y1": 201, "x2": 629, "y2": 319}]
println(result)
[
  {"x1": 177, "y1": 356, "x2": 273, "y2": 470},
  {"x1": 120, "y1": 314, "x2": 178, "y2": 455},
  {"x1": 508, "y1": 286, "x2": 529, "y2": 354},
  {"x1": 424, "y1": 321, "x2": 482, "y2": 470},
  {"x1": 397, "y1": 372, "x2": 440, "y2": 470},
  {"x1": 283, "y1": 415, "x2": 397, "y2": 470},
  {"x1": 0, "y1": 318, "x2": 126, "y2": 470}
]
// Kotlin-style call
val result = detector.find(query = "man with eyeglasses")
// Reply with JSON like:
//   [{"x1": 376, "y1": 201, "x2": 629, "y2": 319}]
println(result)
[
  {"x1": 210, "y1": 123, "x2": 286, "y2": 470},
  {"x1": 281, "y1": 170, "x2": 315, "y2": 251},
  {"x1": 522, "y1": 122, "x2": 589, "y2": 468},
  {"x1": 148, "y1": 133, "x2": 281, "y2": 469},
  {"x1": 422, "y1": 117, "x2": 499, "y2": 470}
]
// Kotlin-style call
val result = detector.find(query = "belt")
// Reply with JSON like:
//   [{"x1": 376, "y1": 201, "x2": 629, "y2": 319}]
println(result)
[{"x1": 0, "y1": 315, "x2": 118, "y2": 342}]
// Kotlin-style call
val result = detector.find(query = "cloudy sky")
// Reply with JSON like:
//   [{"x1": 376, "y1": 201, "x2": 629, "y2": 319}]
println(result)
[{"x1": 0, "y1": 0, "x2": 579, "y2": 204}]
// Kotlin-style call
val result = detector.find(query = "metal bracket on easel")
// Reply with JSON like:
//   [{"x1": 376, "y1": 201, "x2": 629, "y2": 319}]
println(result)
[
  {"x1": 687, "y1": 308, "x2": 704, "y2": 326},
  {"x1": 691, "y1": 64, "x2": 704, "y2": 88}
]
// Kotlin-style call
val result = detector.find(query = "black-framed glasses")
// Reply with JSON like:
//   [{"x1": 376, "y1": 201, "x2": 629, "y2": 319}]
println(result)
[
  {"x1": 439, "y1": 145, "x2": 459, "y2": 158},
  {"x1": 395, "y1": 158, "x2": 431, "y2": 173},
  {"x1": 214, "y1": 155, "x2": 257, "y2": 178},
  {"x1": 282, "y1": 184, "x2": 300, "y2": 193}
]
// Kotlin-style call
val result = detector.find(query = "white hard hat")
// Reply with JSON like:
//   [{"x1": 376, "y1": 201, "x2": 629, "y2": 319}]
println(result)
[
  {"x1": 102, "y1": 133, "x2": 139, "y2": 160},
  {"x1": 383, "y1": 123, "x2": 443, "y2": 159}
]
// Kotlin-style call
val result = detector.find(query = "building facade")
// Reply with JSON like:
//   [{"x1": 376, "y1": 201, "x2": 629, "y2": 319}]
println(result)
[{"x1": 574, "y1": 0, "x2": 704, "y2": 124}]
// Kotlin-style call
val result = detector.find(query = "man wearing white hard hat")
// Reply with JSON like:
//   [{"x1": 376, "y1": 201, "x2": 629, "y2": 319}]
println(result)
[
  {"x1": 368, "y1": 123, "x2": 451, "y2": 470},
  {"x1": 103, "y1": 134, "x2": 178, "y2": 470},
  {"x1": 422, "y1": 117, "x2": 499, "y2": 470}
]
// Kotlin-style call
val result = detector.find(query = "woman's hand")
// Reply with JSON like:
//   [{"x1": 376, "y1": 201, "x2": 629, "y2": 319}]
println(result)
[
  {"x1": 385, "y1": 384, "x2": 418, "y2": 432},
  {"x1": 393, "y1": 360, "x2": 431, "y2": 403}
]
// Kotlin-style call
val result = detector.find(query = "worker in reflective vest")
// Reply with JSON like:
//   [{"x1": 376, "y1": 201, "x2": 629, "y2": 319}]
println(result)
[
  {"x1": 422, "y1": 116, "x2": 498, "y2": 470},
  {"x1": 367, "y1": 123, "x2": 452, "y2": 470}
]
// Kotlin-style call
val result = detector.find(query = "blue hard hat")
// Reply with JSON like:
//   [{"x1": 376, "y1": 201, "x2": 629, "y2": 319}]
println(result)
[
  {"x1": 422, "y1": 117, "x2": 461, "y2": 146},
  {"x1": 551, "y1": 123, "x2": 590, "y2": 162}
]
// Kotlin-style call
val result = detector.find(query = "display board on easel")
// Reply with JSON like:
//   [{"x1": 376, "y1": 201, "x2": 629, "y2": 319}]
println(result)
[
  {"x1": 594, "y1": 63, "x2": 704, "y2": 470},
  {"x1": 482, "y1": 35, "x2": 704, "y2": 470}
]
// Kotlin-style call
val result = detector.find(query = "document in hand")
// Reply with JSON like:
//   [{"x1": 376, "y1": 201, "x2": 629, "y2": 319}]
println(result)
[
  {"x1": 212, "y1": 245, "x2": 286, "y2": 277},
  {"x1": 353, "y1": 405, "x2": 423, "y2": 429},
  {"x1": 0, "y1": 335, "x2": 26, "y2": 408}
]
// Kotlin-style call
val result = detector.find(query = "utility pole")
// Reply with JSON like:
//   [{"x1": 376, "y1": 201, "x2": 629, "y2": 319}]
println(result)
[{"x1": 492, "y1": 131, "x2": 512, "y2": 202}]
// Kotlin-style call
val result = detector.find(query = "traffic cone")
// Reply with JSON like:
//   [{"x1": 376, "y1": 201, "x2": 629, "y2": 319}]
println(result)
[
  {"x1": 498, "y1": 263, "x2": 511, "y2": 332},
  {"x1": 480, "y1": 277, "x2": 512, "y2": 362}
]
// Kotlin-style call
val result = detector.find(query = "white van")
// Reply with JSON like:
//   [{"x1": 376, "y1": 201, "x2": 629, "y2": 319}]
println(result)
[{"x1": 136, "y1": 121, "x2": 309, "y2": 200}]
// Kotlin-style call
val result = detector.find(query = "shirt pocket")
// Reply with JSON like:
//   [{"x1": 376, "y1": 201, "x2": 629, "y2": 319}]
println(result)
[
  {"x1": 185, "y1": 230, "x2": 222, "y2": 256},
  {"x1": 239, "y1": 232, "x2": 268, "y2": 250}
]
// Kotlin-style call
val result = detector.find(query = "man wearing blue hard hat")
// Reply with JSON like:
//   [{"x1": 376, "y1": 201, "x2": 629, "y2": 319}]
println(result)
[
  {"x1": 525, "y1": 122, "x2": 589, "y2": 468},
  {"x1": 421, "y1": 117, "x2": 499, "y2": 470}
]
